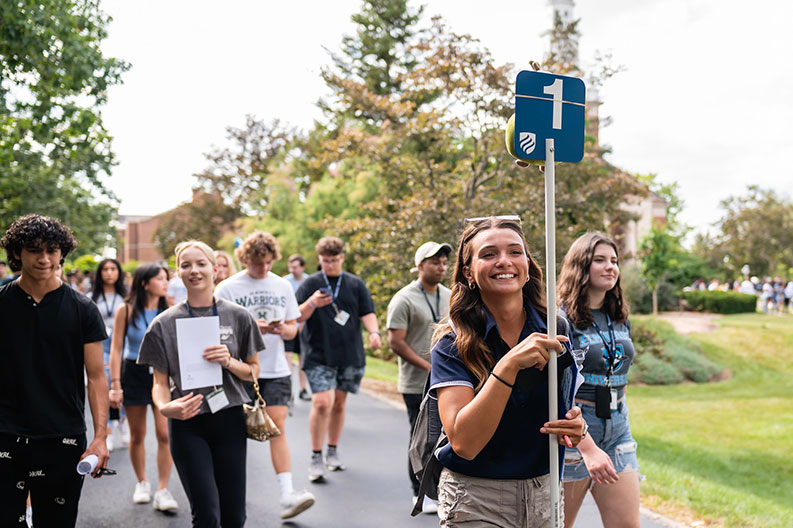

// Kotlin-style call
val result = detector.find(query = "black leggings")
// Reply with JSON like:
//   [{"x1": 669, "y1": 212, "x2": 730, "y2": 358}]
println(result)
[
  {"x1": 0, "y1": 432, "x2": 86, "y2": 528},
  {"x1": 169, "y1": 406, "x2": 247, "y2": 528}
]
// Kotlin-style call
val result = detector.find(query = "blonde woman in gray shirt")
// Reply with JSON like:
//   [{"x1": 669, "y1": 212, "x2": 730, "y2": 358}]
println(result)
[{"x1": 139, "y1": 240, "x2": 263, "y2": 528}]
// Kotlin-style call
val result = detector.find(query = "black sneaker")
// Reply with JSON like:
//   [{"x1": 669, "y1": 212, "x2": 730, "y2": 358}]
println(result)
[{"x1": 298, "y1": 389, "x2": 311, "y2": 401}]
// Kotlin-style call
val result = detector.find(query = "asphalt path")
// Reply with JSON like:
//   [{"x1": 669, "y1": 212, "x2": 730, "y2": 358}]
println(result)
[{"x1": 76, "y1": 383, "x2": 669, "y2": 527}]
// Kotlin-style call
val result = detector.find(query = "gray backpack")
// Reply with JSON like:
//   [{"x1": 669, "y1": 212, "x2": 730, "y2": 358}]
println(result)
[{"x1": 408, "y1": 375, "x2": 446, "y2": 516}]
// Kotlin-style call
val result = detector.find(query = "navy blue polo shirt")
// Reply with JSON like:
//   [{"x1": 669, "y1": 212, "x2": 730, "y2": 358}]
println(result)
[{"x1": 429, "y1": 302, "x2": 576, "y2": 480}]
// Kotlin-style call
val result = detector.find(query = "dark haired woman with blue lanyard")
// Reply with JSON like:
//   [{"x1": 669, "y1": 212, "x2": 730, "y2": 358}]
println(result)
[
  {"x1": 109, "y1": 262, "x2": 176, "y2": 510},
  {"x1": 91, "y1": 258, "x2": 128, "y2": 452},
  {"x1": 558, "y1": 232, "x2": 641, "y2": 528}
]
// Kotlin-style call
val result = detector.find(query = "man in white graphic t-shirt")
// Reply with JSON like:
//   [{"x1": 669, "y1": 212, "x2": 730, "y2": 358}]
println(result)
[{"x1": 214, "y1": 231, "x2": 315, "y2": 520}]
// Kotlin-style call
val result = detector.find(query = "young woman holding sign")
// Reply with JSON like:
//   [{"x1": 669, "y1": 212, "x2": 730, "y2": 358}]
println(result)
[
  {"x1": 430, "y1": 216, "x2": 585, "y2": 527},
  {"x1": 138, "y1": 241, "x2": 262, "y2": 527},
  {"x1": 558, "y1": 232, "x2": 641, "y2": 528}
]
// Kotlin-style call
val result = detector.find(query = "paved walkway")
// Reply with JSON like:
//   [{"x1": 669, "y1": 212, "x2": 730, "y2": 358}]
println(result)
[{"x1": 77, "y1": 384, "x2": 675, "y2": 527}]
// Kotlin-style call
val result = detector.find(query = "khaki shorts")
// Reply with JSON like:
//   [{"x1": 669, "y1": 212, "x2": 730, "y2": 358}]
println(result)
[{"x1": 437, "y1": 468, "x2": 563, "y2": 528}]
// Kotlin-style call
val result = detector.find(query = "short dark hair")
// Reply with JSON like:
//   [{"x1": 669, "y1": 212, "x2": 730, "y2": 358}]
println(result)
[
  {"x1": 287, "y1": 254, "x2": 305, "y2": 267},
  {"x1": 0, "y1": 214, "x2": 78, "y2": 271}
]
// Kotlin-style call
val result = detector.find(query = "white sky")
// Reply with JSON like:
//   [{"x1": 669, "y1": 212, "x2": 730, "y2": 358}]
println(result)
[{"x1": 101, "y1": 0, "x2": 793, "y2": 237}]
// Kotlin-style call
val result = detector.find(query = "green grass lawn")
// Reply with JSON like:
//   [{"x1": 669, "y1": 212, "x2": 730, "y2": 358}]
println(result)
[
  {"x1": 365, "y1": 355, "x2": 399, "y2": 384},
  {"x1": 630, "y1": 313, "x2": 793, "y2": 527}
]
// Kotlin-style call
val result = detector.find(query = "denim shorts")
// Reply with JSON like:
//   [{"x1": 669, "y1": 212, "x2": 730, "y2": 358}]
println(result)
[
  {"x1": 244, "y1": 375, "x2": 292, "y2": 407},
  {"x1": 305, "y1": 364, "x2": 365, "y2": 394},
  {"x1": 562, "y1": 400, "x2": 639, "y2": 482}
]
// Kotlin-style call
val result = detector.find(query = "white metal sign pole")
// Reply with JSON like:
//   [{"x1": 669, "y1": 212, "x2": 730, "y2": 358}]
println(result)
[{"x1": 544, "y1": 137, "x2": 561, "y2": 528}]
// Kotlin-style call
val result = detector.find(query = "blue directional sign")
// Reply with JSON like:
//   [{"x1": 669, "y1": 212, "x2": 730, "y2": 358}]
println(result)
[{"x1": 514, "y1": 71, "x2": 586, "y2": 163}]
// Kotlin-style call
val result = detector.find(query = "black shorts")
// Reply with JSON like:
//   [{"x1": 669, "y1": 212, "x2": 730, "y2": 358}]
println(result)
[
  {"x1": 244, "y1": 375, "x2": 292, "y2": 407},
  {"x1": 121, "y1": 359, "x2": 153, "y2": 406},
  {"x1": 284, "y1": 336, "x2": 300, "y2": 354}
]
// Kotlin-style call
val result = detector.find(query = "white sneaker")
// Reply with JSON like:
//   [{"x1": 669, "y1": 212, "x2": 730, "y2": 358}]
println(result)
[
  {"x1": 324, "y1": 447, "x2": 345, "y2": 471},
  {"x1": 422, "y1": 496, "x2": 439, "y2": 514},
  {"x1": 106, "y1": 431, "x2": 114, "y2": 452},
  {"x1": 118, "y1": 419, "x2": 131, "y2": 446},
  {"x1": 279, "y1": 489, "x2": 315, "y2": 519},
  {"x1": 308, "y1": 453, "x2": 325, "y2": 482},
  {"x1": 153, "y1": 488, "x2": 179, "y2": 511},
  {"x1": 133, "y1": 480, "x2": 151, "y2": 504},
  {"x1": 413, "y1": 495, "x2": 439, "y2": 515}
]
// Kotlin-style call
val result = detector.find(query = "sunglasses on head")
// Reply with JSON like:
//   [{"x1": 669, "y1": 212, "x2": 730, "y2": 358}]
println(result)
[{"x1": 463, "y1": 215, "x2": 522, "y2": 225}]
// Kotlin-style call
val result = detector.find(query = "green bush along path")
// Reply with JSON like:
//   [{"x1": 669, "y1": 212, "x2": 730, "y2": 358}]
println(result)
[{"x1": 630, "y1": 313, "x2": 793, "y2": 527}]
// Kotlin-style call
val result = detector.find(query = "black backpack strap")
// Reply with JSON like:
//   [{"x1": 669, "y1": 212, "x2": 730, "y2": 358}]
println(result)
[{"x1": 410, "y1": 432, "x2": 448, "y2": 517}]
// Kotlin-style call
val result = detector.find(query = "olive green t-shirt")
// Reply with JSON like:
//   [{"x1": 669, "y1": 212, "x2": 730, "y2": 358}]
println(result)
[{"x1": 386, "y1": 281, "x2": 451, "y2": 394}]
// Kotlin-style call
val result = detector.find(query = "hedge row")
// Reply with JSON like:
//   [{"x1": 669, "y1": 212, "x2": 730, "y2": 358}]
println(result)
[{"x1": 681, "y1": 290, "x2": 757, "y2": 314}]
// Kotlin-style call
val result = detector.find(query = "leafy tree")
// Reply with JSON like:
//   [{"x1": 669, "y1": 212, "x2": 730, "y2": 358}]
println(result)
[
  {"x1": 152, "y1": 191, "x2": 239, "y2": 258},
  {"x1": 639, "y1": 223, "x2": 678, "y2": 315},
  {"x1": 0, "y1": 0, "x2": 128, "y2": 254},
  {"x1": 699, "y1": 186, "x2": 793, "y2": 277},
  {"x1": 321, "y1": 0, "x2": 424, "y2": 126},
  {"x1": 193, "y1": 116, "x2": 296, "y2": 217},
  {"x1": 71, "y1": 254, "x2": 98, "y2": 273}
]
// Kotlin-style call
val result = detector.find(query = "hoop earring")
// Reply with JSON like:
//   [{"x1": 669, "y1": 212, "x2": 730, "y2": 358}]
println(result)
[
  {"x1": 468, "y1": 281, "x2": 476, "y2": 290},
  {"x1": 525, "y1": 275, "x2": 530, "y2": 283}
]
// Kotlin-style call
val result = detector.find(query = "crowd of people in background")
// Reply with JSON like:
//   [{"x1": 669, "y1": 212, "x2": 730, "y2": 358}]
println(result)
[
  {"x1": 3, "y1": 212, "x2": 792, "y2": 528},
  {"x1": 687, "y1": 276, "x2": 793, "y2": 314}
]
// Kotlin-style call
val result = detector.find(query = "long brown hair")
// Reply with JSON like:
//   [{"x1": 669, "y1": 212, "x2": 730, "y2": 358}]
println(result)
[
  {"x1": 557, "y1": 232, "x2": 629, "y2": 328},
  {"x1": 434, "y1": 217, "x2": 546, "y2": 391}
]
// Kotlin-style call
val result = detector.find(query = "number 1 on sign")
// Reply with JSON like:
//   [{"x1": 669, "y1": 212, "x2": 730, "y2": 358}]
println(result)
[{"x1": 543, "y1": 79, "x2": 563, "y2": 130}]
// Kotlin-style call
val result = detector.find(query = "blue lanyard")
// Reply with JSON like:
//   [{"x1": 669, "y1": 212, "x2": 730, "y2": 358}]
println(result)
[
  {"x1": 185, "y1": 298, "x2": 218, "y2": 318},
  {"x1": 321, "y1": 271, "x2": 343, "y2": 301},
  {"x1": 417, "y1": 281, "x2": 440, "y2": 323},
  {"x1": 101, "y1": 292, "x2": 118, "y2": 319},
  {"x1": 591, "y1": 313, "x2": 617, "y2": 372}
]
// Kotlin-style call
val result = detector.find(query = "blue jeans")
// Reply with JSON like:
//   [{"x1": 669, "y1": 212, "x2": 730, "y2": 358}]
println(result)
[{"x1": 563, "y1": 400, "x2": 639, "y2": 481}]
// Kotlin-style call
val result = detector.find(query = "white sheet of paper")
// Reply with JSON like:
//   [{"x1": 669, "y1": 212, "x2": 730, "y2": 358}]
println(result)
[{"x1": 176, "y1": 316, "x2": 222, "y2": 390}]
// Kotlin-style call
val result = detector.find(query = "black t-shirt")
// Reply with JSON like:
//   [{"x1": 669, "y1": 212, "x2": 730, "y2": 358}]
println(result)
[
  {"x1": 0, "y1": 282, "x2": 107, "y2": 437},
  {"x1": 295, "y1": 271, "x2": 375, "y2": 369}
]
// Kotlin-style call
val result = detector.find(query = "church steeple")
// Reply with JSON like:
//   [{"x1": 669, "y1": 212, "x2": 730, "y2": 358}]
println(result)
[
  {"x1": 546, "y1": 0, "x2": 601, "y2": 148},
  {"x1": 549, "y1": 0, "x2": 576, "y2": 28}
]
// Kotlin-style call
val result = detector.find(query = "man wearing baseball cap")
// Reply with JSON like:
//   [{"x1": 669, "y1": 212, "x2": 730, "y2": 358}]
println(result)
[{"x1": 386, "y1": 241, "x2": 452, "y2": 514}]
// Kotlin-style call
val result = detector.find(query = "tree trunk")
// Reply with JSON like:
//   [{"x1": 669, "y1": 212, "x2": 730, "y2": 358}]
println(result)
[{"x1": 652, "y1": 286, "x2": 659, "y2": 316}]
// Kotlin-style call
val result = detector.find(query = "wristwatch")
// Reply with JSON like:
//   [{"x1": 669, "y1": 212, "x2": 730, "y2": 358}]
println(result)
[{"x1": 581, "y1": 420, "x2": 589, "y2": 439}]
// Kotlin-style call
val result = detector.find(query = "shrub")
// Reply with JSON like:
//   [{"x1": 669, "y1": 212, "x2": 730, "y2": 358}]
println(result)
[
  {"x1": 681, "y1": 290, "x2": 757, "y2": 314},
  {"x1": 621, "y1": 264, "x2": 678, "y2": 314},
  {"x1": 633, "y1": 353, "x2": 684, "y2": 385},
  {"x1": 629, "y1": 318, "x2": 724, "y2": 385}
]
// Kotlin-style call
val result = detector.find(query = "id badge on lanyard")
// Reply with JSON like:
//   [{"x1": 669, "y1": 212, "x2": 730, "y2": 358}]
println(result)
[
  {"x1": 322, "y1": 272, "x2": 350, "y2": 326},
  {"x1": 206, "y1": 386, "x2": 229, "y2": 413}
]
